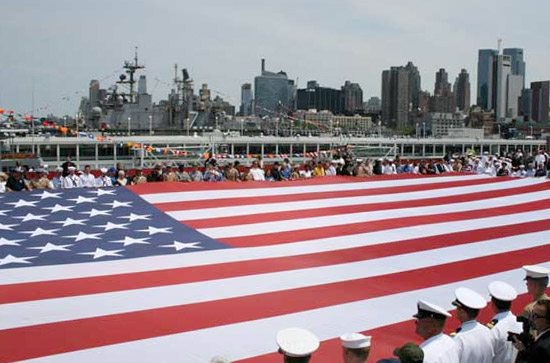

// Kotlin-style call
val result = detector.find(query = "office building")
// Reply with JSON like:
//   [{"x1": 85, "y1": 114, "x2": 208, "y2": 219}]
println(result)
[
  {"x1": 342, "y1": 81, "x2": 363, "y2": 114},
  {"x1": 477, "y1": 49, "x2": 498, "y2": 109},
  {"x1": 240, "y1": 83, "x2": 253, "y2": 116},
  {"x1": 404, "y1": 61, "x2": 421, "y2": 109},
  {"x1": 503, "y1": 48, "x2": 526, "y2": 88},
  {"x1": 296, "y1": 81, "x2": 345, "y2": 115},
  {"x1": 531, "y1": 81, "x2": 550, "y2": 123},
  {"x1": 381, "y1": 66, "x2": 410, "y2": 129},
  {"x1": 454, "y1": 69, "x2": 471, "y2": 112},
  {"x1": 254, "y1": 59, "x2": 295, "y2": 116}
]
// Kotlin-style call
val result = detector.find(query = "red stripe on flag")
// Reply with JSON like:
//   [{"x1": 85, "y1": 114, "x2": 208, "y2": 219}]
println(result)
[
  {"x1": 220, "y1": 199, "x2": 550, "y2": 246},
  {"x1": 2, "y1": 219, "x2": 547, "y2": 304},
  {"x1": 1, "y1": 246, "x2": 548, "y2": 362}
]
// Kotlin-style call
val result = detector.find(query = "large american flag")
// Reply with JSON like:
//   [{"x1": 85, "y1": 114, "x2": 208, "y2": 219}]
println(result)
[{"x1": 1, "y1": 174, "x2": 549, "y2": 362}]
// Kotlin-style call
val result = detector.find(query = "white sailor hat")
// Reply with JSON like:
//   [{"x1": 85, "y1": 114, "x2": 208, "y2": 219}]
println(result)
[
  {"x1": 488, "y1": 281, "x2": 517, "y2": 302},
  {"x1": 68, "y1": 166, "x2": 76, "y2": 171},
  {"x1": 523, "y1": 265, "x2": 550, "y2": 280},
  {"x1": 414, "y1": 300, "x2": 451, "y2": 319},
  {"x1": 276, "y1": 328, "x2": 320, "y2": 357},
  {"x1": 452, "y1": 287, "x2": 487, "y2": 310},
  {"x1": 340, "y1": 333, "x2": 371, "y2": 349},
  {"x1": 56, "y1": 166, "x2": 63, "y2": 172},
  {"x1": 100, "y1": 167, "x2": 108, "y2": 173}
]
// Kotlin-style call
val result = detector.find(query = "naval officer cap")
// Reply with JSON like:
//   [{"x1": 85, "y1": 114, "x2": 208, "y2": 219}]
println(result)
[
  {"x1": 523, "y1": 265, "x2": 550, "y2": 280},
  {"x1": 340, "y1": 333, "x2": 371, "y2": 349},
  {"x1": 276, "y1": 328, "x2": 320, "y2": 357},
  {"x1": 414, "y1": 300, "x2": 452, "y2": 320},
  {"x1": 488, "y1": 281, "x2": 517, "y2": 302},
  {"x1": 452, "y1": 287, "x2": 487, "y2": 310}
]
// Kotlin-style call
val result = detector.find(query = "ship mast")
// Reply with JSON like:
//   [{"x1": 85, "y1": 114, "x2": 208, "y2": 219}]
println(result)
[{"x1": 116, "y1": 47, "x2": 144, "y2": 103}]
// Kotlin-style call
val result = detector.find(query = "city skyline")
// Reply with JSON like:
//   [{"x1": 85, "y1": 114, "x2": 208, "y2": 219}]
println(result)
[{"x1": 1, "y1": 0, "x2": 550, "y2": 117}]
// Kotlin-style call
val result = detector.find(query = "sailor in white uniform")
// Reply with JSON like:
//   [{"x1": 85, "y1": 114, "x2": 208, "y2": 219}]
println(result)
[
  {"x1": 414, "y1": 300, "x2": 459, "y2": 363},
  {"x1": 276, "y1": 327, "x2": 319, "y2": 363},
  {"x1": 451, "y1": 287, "x2": 494, "y2": 363},
  {"x1": 486, "y1": 281, "x2": 523, "y2": 363}
]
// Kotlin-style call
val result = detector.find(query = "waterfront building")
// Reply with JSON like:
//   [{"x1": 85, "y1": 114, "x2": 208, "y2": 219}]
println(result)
[
  {"x1": 381, "y1": 66, "x2": 410, "y2": 129},
  {"x1": 531, "y1": 81, "x2": 550, "y2": 123},
  {"x1": 477, "y1": 49, "x2": 498, "y2": 109},
  {"x1": 454, "y1": 69, "x2": 471, "y2": 112},
  {"x1": 426, "y1": 112, "x2": 466, "y2": 137},
  {"x1": 431, "y1": 68, "x2": 456, "y2": 113}
]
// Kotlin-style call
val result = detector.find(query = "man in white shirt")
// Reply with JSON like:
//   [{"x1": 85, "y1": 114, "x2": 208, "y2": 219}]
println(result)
[
  {"x1": 414, "y1": 300, "x2": 459, "y2": 363},
  {"x1": 79, "y1": 165, "x2": 96, "y2": 188},
  {"x1": 452, "y1": 287, "x2": 494, "y2": 363},
  {"x1": 62, "y1": 166, "x2": 82, "y2": 189},
  {"x1": 95, "y1": 168, "x2": 113, "y2": 187},
  {"x1": 248, "y1": 161, "x2": 265, "y2": 181},
  {"x1": 486, "y1": 281, "x2": 522, "y2": 363}
]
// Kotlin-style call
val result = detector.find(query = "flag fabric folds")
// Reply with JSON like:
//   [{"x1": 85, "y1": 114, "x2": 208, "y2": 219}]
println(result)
[{"x1": 0, "y1": 174, "x2": 549, "y2": 362}]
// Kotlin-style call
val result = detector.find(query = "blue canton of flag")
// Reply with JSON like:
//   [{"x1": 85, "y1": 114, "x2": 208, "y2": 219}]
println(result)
[{"x1": 0, "y1": 187, "x2": 229, "y2": 269}]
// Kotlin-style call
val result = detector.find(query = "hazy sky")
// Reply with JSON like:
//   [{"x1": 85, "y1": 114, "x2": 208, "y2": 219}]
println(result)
[{"x1": 1, "y1": 0, "x2": 549, "y2": 117}]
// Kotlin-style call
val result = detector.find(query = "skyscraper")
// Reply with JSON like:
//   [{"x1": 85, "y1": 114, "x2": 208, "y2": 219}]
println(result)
[
  {"x1": 493, "y1": 54, "x2": 512, "y2": 121},
  {"x1": 240, "y1": 83, "x2": 253, "y2": 116},
  {"x1": 342, "y1": 81, "x2": 363, "y2": 114},
  {"x1": 381, "y1": 67, "x2": 410, "y2": 129},
  {"x1": 431, "y1": 68, "x2": 455, "y2": 113},
  {"x1": 434, "y1": 68, "x2": 451, "y2": 96},
  {"x1": 254, "y1": 59, "x2": 294, "y2": 116},
  {"x1": 404, "y1": 62, "x2": 421, "y2": 109},
  {"x1": 531, "y1": 81, "x2": 550, "y2": 123},
  {"x1": 503, "y1": 48, "x2": 526, "y2": 88},
  {"x1": 454, "y1": 69, "x2": 471, "y2": 112},
  {"x1": 477, "y1": 49, "x2": 498, "y2": 109}
]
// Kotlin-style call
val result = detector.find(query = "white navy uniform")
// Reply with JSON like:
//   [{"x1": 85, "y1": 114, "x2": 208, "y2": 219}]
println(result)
[
  {"x1": 488, "y1": 311, "x2": 522, "y2": 363},
  {"x1": 420, "y1": 333, "x2": 459, "y2": 363},
  {"x1": 454, "y1": 320, "x2": 494, "y2": 363}
]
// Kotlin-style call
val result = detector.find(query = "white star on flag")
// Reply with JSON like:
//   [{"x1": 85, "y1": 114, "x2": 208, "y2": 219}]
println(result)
[
  {"x1": 27, "y1": 243, "x2": 73, "y2": 253},
  {"x1": 95, "y1": 222, "x2": 129, "y2": 231},
  {"x1": 0, "y1": 237, "x2": 24, "y2": 247},
  {"x1": 160, "y1": 241, "x2": 203, "y2": 251},
  {"x1": 35, "y1": 191, "x2": 62, "y2": 200},
  {"x1": 110, "y1": 236, "x2": 150, "y2": 246},
  {"x1": 52, "y1": 217, "x2": 89, "y2": 227},
  {"x1": 0, "y1": 254, "x2": 36, "y2": 266},
  {"x1": 81, "y1": 209, "x2": 112, "y2": 217},
  {"x1": 7, "y1": 199, "x2": 38, "y2": 208},
  {"x1": 64, "y1": 231, "x2": 103, "y2": 242},
  {"x1": 0, "y1": 209, "x2": 10, "y2": 216},
  {"x1": 91, "y1": 189, "x2": 116, "y2": 196},
  {"x1": 138, "y1": 226, "x2": 173, "y2": 235},
  {"x1": 69, "y1": 196, "x2": 97, "y2": 204},
  {"x1": 79, "y1": 248, "x2": 124, "y2": 259},
  {"x1": 44, "y1": 204, "x2": 74, "y2": 213},
  {"x1": 22, "y1": 227, "x2": 60, "y2": 237},
  {"x1": 15, "y1": 213, "x2": 48, "y2": 222},
  {"x1": 119, "y1": 213, "x2": 151, "y2": 222},
  {"x1": 0, "y1": 223, "x2": 17, "y2": 231},
  {"x1": 103, "y1": 200, "x2": 132, "y2": 209}
]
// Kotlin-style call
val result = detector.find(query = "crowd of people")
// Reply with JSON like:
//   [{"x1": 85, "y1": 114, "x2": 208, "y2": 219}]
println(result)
[
  {"x1": 210, "y1": 265, "x2": 550, "y2": 363},
  {"x1": 0, "y1": 147, "x2": 548, "y2": 192}
]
